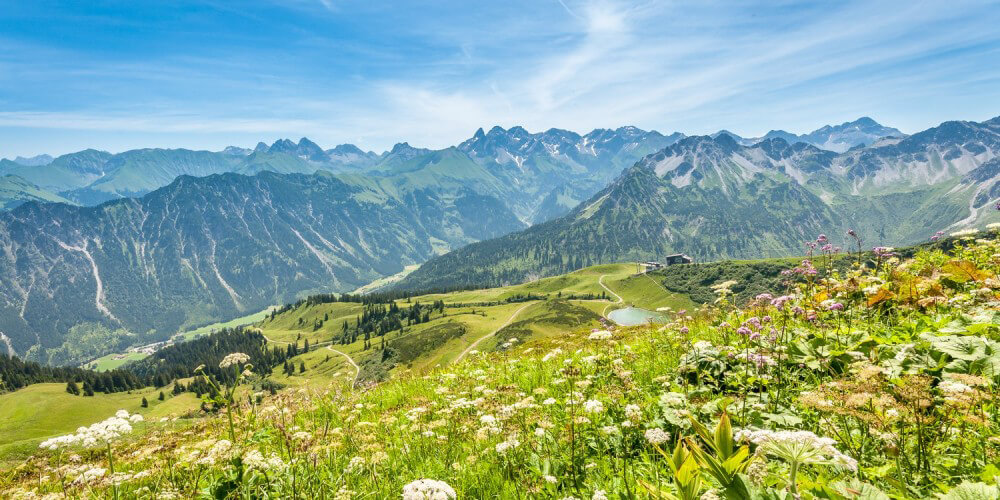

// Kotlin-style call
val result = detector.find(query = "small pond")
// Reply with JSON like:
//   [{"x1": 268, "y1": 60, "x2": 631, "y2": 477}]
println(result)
[{"x1": 607, "y1": 306, "x2": 668, "y2": 326}]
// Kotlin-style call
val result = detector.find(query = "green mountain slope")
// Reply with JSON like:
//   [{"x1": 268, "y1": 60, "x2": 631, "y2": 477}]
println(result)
[
  {"x1": 398, "y1": 117, "x2": 1000, "y2": 291},
  {"x1": 0, "y1": 149, "x2": 113, "y2": 193},
  {"x1": 0, "y1": 171, "x2": 524, "y2": 364},
  {"x1": 0, "y1": 175, "x2": 75, "y2": 210}
]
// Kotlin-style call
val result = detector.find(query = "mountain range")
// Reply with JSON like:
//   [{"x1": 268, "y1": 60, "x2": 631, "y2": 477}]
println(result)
[
  {"x1": 2, "y1": 115, "x2": 993, "y2": 365},
  {"x1": 0, "y1": 117, "x2": 900, "y2": 219},
  {"x1": 396, "y1": 116, "x2": 1000, "y2": 290},
  {"x1": 713, "y1": 117, "x2": 904, "y2": 153}
]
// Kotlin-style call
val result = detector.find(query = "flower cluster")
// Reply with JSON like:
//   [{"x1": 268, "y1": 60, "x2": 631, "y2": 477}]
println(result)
[
  {"x1": 736, "y1": 428, "x2": 858, "y2": 471},
  {"x1": 402, "y1": 479, "x2": 457, "y2": 500},
  {"x1": 39, "y1": 410, "x2": 142, "y2": 450},
  {"x1": 219, "y1": 352, "x2": 251, "y2": 369}
]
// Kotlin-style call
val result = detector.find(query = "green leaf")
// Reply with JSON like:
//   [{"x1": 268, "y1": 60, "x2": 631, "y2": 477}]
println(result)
[{"x1": 939, "y1": 481, "x2": 1000, "y2": 500}]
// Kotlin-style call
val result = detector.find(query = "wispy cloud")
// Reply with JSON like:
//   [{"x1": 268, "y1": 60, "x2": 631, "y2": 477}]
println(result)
[{"x1": 0, "y1": 0, "x2": 998, "y2": 156}]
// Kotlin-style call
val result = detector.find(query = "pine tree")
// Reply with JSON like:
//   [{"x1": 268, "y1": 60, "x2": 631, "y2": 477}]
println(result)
[
  {"x1": 66, "y1": 380, "x2": 80, "y2": 396},
  {"x1": 141, "y1": 397, "x2": 149, "y2": 408},
  {"x1": 158, "y1": 391, "x2": 165, "y2": 401},
  {"x1": 299, "y1": 362, "x2": 306, "y2": 373}
]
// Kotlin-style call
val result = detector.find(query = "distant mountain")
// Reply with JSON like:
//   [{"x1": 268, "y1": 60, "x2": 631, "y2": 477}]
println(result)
[
  {"x1": 713, "y1": 118, "x2": 903, "y2": 153},
  {"x1": 397, "y1": 116, "x2": 1000, "y2": 291},
  {"x1": 0, "y1": 175, "x2": 75, "y2": 210},
  {"x1": 0, "y1": 149, "x2": 113, "y2": 193},
  {"x1": 3, "y1": 139, "x2": 383, "y2": 207},
  {"x1": 326, "y1": 144, "x2": 380, "y2": 170},
  {"x1": 796, "y1": 117, "x2": 903, "y2": 152},
  {"x1": 11, "y1": 154, "x2": 54, "y2": 167},
  {"x1": 65, "y1": 149, "x2": 245, "y2": 204},
  {"x1": 221, "y1": 146, "x2": 253, "y2": 156},
  {"x1": 0, "y1": 169, "x2": 524, "y2": 363},
  {"x1": 0, "y1": 128, "x2": 680, "y2": 224},
  {"x1": 457, "y1": 125, "x2": 683, "y2": 222}
]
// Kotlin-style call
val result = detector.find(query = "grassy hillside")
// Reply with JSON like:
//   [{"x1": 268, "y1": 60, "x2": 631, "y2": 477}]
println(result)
[
  {"x1": 5, "y1": 230, "x2": 1000, "y2": 498},
  {"x1": 0, "y1": 382, "x2": 199, "y2": 462},
  {"x1": 256, "y1": 262, "x2": 690, "y2": 386}
]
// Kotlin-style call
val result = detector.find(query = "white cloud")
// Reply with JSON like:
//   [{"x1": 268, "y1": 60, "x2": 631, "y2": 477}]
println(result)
[{"x1": 2, "y1": 0, "x2": 998, "y2": 157}]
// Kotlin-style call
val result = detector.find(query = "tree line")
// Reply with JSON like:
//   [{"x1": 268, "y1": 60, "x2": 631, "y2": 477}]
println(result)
[{"x1": 2, "y1": 326, "x2": 290, "y2": 397}]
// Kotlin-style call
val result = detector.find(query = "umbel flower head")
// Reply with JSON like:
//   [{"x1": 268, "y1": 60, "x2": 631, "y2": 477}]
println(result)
[
  {"x1": 401, "y1": 478, "x2": 457, "y2": 500},
  {"x1": 219, "y1": 352, "x2": 251, "y2": 369},
  {"x1": 736, "y1": 428, "x2": 857, "y2": 471},
  {"x1": 39, "y1": 410, "x2": 142, "y2": 450}
]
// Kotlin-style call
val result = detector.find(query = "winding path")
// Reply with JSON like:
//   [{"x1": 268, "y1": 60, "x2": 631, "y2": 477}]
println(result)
[
  {"x1": 454, "y1": 302, "x2": 535, "y2": 363},
  {"x1": 598, "y1": 274, "x2": 624, "y2": 316},
  {"x1": 261, "y1": 333, "x2": 358, "y2": 388},
  {"x1": 326, "y1": 345, "x2": 360, "y2": 389}
]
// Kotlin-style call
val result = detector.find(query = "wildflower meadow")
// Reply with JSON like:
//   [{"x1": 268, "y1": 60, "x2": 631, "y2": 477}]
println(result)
[{"x1": 5, "y1": 226, "x2": 1000, "y2": 499}]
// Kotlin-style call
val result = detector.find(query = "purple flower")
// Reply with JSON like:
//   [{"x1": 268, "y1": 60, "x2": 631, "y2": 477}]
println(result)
[
  {"x1": 792, "y1": 306, "x2": 805, "y2": 315},
  {"x1": 736, "y1": 326, "x2": 752, "y2": 336},
  {"x1": 770, "y1": 295, "x2": 793, "y2": 310},
  {"x1": 847, "y1": 229, "x2": 857, "y2": 237},
  {"x1": 719, "y1": 322, "x2": 731, "y2": 329},
  {"x1": 827, "y1": 302, "x2": 844, "y2": 311},
  {"x1": 755, "y1": 293, "x2": 774, "y2": 302},
  {"x1": 762, "y1": 315, "x2": 772, "y2": 324},
  {"x1": 873, "y1": 246, "x2": 896, "y2": 258},
  {"x1": 750, "y1": 332, "x2": 761, "y2": 341},
  {"x1": 817, "y1": 234, "x2": 828, "y2": 243},
  {"x1": 679, "y1": 326, "x2": 689, "y2": 334}
]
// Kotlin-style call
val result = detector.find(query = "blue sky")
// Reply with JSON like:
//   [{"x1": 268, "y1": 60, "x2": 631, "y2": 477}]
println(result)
[{"x1": 1, "y1": 0, "x2": 999, "y2": 157}]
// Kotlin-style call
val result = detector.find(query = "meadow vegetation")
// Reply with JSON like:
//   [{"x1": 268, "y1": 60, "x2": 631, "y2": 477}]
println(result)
[{"x1": 4, "y1": 228, "x2": 1000, "y2": 498}]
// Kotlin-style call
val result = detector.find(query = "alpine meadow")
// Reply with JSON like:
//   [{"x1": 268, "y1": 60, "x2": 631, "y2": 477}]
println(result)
[{"x1": 2, "y1": 1, "x2": 1000, "y2": 499}]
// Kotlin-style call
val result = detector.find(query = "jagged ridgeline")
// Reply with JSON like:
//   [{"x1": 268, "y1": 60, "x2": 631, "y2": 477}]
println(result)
[
  {"x1": 397, "y1": 116, "x2": 1000, "y2": 291},
  {"x1": 0, "y1": 126, "x2": 678, "y2": 363}
]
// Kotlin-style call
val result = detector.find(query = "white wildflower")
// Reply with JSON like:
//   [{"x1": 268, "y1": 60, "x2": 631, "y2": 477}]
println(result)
[
  {"x1": 495, "y1": 436, "x2": 521, "y2": 455},
  {"x1": 644, "y1": 428, "x2": 671, "y2": 445},
  {"x1": 219, "y1": 352, "x2": 250, "y2": 369},
  {"x1": 588, "y1": 330, "x2": 612, "y2": 340},
  {"x1": 401, "y1": 478, "x2": 457, "y2": 500},
  {"x1": 737, "y1": 428, "x2": 857, "y2": 471},
  {"x1": 243, "y1": 449, "x2": 287, "y2": 472},
  {"x1": 624, "y1": 404, "x2": 642, "y2": 423},
  {"x1": 583, "y1": 399, "x2": 604, "y2": 414}
]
